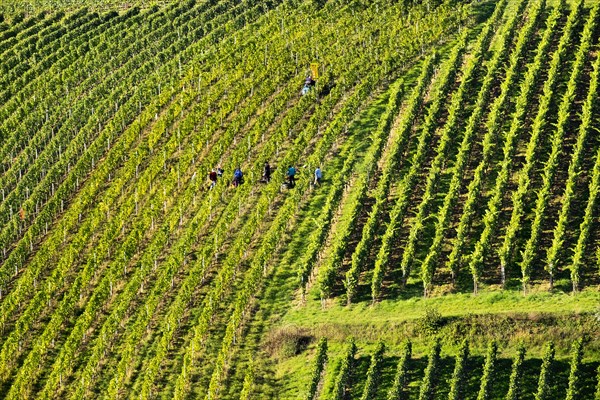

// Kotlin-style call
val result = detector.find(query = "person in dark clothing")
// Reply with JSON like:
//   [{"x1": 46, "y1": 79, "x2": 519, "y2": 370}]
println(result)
[
  {"x1": 233, "y1": 167, "x2": 243, "y2": 187},
  {"x1": 262, "y1": 161, "x2": 271, "y2": 183},
  {"x1": 302, "y1": 75, "x2": 316, "y2": 95},
  {"x1": 208, "y1": 169, "x2": 218, "y2": 189}
]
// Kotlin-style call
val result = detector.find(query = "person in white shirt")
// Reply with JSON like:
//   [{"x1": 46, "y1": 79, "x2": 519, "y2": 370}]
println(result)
[{"x1": 314, "y1": 166, "x2": 322, "y2": 185}]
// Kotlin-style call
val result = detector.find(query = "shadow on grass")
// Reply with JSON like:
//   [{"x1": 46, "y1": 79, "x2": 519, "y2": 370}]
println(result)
[{"x1": 471, "y1": 0, "x2": 498, "y2": 25}]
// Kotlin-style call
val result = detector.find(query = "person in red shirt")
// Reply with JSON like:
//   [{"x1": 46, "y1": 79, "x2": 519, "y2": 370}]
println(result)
[{"x1": 208, "y1": 169, "x2": 217, "y2": 189}]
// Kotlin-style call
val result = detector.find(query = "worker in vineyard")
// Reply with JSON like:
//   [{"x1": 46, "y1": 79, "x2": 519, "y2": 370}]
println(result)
[
  {"x1": 314, "y1": 166, "x2": 322, "y2": 186},
  {"x1": 305, "y1": 75, "x2": 315, "y2": 87},
  {"x1": 262, "y1": 161, "x2": 271, "y2": 183},
  {"x1": 233, "y1": 167, "x2": 244, "y2": 187},
  {"x1": 302, "y1": 75, "x2": 316, "y2": 95},
  {"x1": 217, "y1": 167, "x2": 224, "y2": 178},
  {"x1": 286, "y1": 165, "x2": 296, "y2": 187},
  {"x1": 208, "y1": 169, "x2": 218, "y2": 189},
  {"x1": 19, "y1": 207, "x2": 25, "y2": 221}
]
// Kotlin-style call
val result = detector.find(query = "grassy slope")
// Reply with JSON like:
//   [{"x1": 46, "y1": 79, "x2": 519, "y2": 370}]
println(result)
[{"x1": 285, "y1": 289, "x2": 599, "y2": 328}]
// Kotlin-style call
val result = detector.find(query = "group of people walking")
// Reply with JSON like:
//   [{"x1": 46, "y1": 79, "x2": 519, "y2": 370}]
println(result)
[{"x1": 207, "y1": 163, "x2": 322, "y2": 190}]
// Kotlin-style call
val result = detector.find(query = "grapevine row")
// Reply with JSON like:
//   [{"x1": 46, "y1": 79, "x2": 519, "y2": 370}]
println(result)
[
  {"x1": 544, "y1": 1, "x2": 599, "y2": 290},
  {"x1": 466, "y1": 0, "x2": 550, "y2": 290}
]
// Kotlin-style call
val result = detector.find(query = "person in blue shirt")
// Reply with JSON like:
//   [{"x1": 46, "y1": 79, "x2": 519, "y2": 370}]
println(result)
[
  {"x1": 287, "y1": 165, "x2": 296, "y2": 187},
  {"x1": 233, "y1": 167, "x2": 243, "y2": 187},
  {"x1": 314, "y1": 166, "x2": 322, "y2": 185}
]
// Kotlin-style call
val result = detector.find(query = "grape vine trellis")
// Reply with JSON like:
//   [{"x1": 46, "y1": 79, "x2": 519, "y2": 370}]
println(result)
[{"x1": 1, "y1": 0, "x2": 599, "y2": 398}]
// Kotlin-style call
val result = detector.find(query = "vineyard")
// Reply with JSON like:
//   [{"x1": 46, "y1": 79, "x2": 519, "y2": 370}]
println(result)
[
  {"x1": 299, "y1": 337, "x2": 599, "y2": 400},
  {"x1": 0, "y1": 0, "x2": 599, "y2": 398}
]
